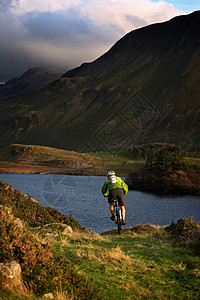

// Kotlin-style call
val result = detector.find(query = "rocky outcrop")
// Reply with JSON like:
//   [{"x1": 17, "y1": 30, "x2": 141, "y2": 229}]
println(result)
[
  {"x1": 0, "y1": 261, "x2": 23, "y2": 291},
  {"x1": 62, "y1": 224, "x2": 73, "y2": 234}
]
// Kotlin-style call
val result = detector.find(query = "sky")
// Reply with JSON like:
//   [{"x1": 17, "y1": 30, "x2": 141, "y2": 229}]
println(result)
[{"x1": 0, "y1": 0, "x2": 199, "y2": 82}]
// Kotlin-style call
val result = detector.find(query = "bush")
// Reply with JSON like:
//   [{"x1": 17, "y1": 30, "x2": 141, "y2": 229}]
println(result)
[
  {"x1": 146, "y1": 145, "x2": 186, "y2": 174},
  {"x1": 0, "y1": 207, "x2": 52, "y2": 265},
  {"x1": 165, "y1": 218, "x2": 200, "y2": 254},
  {"x1": 0, "y1": 207, "x2": 95, "y2": 297},
  {"x1": 165, "y1": 218, "x2": 198, "y2": 235}
]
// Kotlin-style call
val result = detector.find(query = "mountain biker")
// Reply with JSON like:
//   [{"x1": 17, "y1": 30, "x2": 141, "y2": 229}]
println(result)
[{"x1": 101, "y1": 170, "x2": 128, "y2": 225}]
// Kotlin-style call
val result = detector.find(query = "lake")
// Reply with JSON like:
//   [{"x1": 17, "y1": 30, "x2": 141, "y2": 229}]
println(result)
[{"x1": 0, "y1": 174, "x2": 199, "y2": 233}]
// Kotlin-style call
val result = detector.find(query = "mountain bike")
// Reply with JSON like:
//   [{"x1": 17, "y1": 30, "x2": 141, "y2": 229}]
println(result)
[{"x1": 113, "y1": 199, "x2": 122, "y2": 234}]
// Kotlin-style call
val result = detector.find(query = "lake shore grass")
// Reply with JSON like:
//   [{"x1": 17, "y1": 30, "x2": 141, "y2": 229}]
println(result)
[
  {"x1": 0, "y1": 179, "x2": 200, "y2": 299},
  {"x1": 1, "y1": 225, "x2": 200, "y2": 300}
]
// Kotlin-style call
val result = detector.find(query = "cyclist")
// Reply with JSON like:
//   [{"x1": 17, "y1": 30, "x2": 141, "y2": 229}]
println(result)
[{"x1": 101, "y1": 170, "x2": 128, "y2": 225}]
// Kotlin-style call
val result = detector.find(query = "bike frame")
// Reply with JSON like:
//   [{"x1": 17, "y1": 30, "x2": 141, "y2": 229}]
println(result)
[{"x1": 113, "y1": 199, "x2": 122, "y2": 234}]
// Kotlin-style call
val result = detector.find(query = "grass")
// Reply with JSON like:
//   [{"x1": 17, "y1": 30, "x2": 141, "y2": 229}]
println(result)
[
  {"x1": 1, "y1": 144, "x2": 200, "y2": 178},
  {"x1": 0, "y1": 144, "x2": 146, "y2": 176},
  {"x1": 184, "y1": 157, "x2": 200, "y2": 168},
  {"x1": 8, "y1": 229, "x2": 200, "y2": 299},
  {"x1": 90, "y1": 150, "x2": 145, "y2": 176},
  {"x1": 41, "y1": 229, "x2": 200, "y2": 299},
  {"x1": 1, "y1": 202, "x2": 200, "y2": 299}
]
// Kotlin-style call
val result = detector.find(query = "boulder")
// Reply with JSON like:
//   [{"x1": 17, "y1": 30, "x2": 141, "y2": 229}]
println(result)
[
  {"x1": 62, "y1": 225, "x2": 73, "y2": 234},
  {"x1": 0, "y1": 261, "x2": 23, "y2": 290},
  {"x1": 43, "y1": 292, "x2": 54, "y2": 299}
]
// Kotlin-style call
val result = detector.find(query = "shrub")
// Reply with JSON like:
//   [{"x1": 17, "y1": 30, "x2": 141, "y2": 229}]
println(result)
[
  {"x1": 146, "y1": 145, "x2": 186, "y2": 174},
  {"x1": 165, "y1": 218, "x2": 198, "y2": 235},
  {"x1": 0, "y1": 180, "x2": 87, "y2": 231},
  {"x1": 0, "y1": 207, "x2": 52, "y2": 265},
  {"x1": 165, "y1": 218, "x2": 200, "y2": 254}
]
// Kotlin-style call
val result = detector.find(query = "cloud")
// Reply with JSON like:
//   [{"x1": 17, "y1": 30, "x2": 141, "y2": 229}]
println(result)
[
  {"x1": 0, "y1": 0, "x2": 18, "y2": 11},
  {"x1": 0, "y1": 0, "x2": 184, "y2": 82},
  {"x1": 23, "y1": 9, "x2": 123, "y2": 45}
]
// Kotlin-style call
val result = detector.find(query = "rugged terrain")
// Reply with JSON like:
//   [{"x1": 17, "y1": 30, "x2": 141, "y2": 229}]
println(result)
[
  {"x1": 0, "y1": 67, "x2": 64, "y2": 97},
  {"x1": 0, "y1": 11, "x2": 200, "y2": 151}
]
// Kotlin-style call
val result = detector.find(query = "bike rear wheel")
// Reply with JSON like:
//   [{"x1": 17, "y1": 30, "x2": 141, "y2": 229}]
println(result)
[{"x1": 116, "y1": 207, "x2": 121, "y2": 234}]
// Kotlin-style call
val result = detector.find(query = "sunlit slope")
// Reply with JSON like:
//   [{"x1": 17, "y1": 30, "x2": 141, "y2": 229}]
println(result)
[
  {"x1": 0, "y1": 144, "x2": 100, "y2": 168},
  {"x1": 0, "y1": 144, "x2": 145, "y2": 175},
  {"x1": 0, "y1": 11, "x2": 200, "y2": 151}
]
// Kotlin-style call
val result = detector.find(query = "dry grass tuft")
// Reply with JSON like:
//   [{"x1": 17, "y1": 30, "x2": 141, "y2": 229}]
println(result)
[
  {"x1": 54, "y1": 289, "x2": 75, "y2": 300},
  {"x1": 104, "y1": 245, "x2": 132, "y2": 264}
]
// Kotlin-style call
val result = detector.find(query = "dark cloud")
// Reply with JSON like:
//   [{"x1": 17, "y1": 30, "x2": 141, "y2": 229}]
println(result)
[
  {"x1": 0, "y1": 0, "x2": 183, "y2": 82},
  {"x1": 0, "y1": 6, "x2": 124, "y2": 82}
]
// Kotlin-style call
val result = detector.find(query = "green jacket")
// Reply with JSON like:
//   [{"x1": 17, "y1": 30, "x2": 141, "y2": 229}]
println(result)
[{"x1": 101, "y1": 176, "x2": 128, "y2": 197}]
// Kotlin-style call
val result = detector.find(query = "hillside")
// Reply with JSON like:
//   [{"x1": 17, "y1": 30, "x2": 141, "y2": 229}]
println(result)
[
  {"x1": 0, "y1": 67, "x2": 64, "y2": 97},
  {"x1": 0, "y1": 144, "x2": 103, "y2": 175},
  {"x1": 0, "y1": 144, "x2": 144, "y2": 175},
  {"x1": 0, "y1": 181, "x2": 200, "y2": 299},
  {"x1": 0, "y1": 11, "x2": 200, "y2": 151}
]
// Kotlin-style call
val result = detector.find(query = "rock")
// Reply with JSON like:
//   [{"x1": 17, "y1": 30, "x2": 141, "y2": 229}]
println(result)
[
  {"x1": 15, "y1": 218, "x2": 24, "y2": 229},
  {"x1": 0, "y1": 261, "x2": 23, "y2": 290},
  {"x1": 43, "y1": 292, "x2": 54, "y2": 299},
  {"x1": 62, "y1": 225, "x2": 73, "y2": 234}
]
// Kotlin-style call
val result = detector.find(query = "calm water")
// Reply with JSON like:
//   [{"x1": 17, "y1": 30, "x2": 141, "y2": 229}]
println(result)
[{"x1": 0, "y1": 174, "x2": 199, "y2": 233}]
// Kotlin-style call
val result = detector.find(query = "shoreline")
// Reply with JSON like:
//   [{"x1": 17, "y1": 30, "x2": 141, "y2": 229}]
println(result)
[
  {"x1": 0, "y1": 160, "x2": 106, "y2": 176},
  {"x1": 1, "y1": 161, "x2": 200, "y2": 197}
]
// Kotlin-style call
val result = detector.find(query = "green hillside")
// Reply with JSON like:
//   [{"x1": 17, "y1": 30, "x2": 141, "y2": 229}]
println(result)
[{"x1": 0, "y1": 11, "x2": 200, "y2": 151}]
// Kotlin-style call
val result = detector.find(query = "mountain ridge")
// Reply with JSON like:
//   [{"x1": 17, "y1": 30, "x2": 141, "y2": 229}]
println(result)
[
  {"x1": 0, "y1": 67, "x2": 64, "y2": 97},
  {"x1": 0, "y1": 11, "x2": 200, "y2": 151},
  {"x1": 62, "y1": 11, "x2": 200, "y2": 79}
]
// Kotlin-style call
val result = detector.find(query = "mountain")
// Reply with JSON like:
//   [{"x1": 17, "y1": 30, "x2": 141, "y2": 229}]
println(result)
[
  {"x1": 0, "y1": 67, "x2": 64, "y2": 97},
  {"x1": 0, "y1": 11, "x2": 200, "y2": 152}
]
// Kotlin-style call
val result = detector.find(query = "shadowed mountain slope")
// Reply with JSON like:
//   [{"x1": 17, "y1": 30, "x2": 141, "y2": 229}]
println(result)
[
  {"x1": 0, "y1": 11, "x2": 200, "y2": 151},
  {"x1": 0, "y1": 67, "x2": 64, "y2": 97}
]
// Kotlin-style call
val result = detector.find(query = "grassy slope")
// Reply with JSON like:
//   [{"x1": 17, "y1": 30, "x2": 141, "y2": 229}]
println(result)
[
  {"x1": 1, "y1": 226, "x2": 200, "y2": 299},
  {"x1": 0, "y1": 144, "x2": 145, "y2": 176},
  {"x1": 0, "y1": 143, "x2": 199, "y2": 177},
  {"x1": 0, "y1": 181, "x2": 200, "y2": 299},
  {"x1": 55, "y1": 229, "x2": 200, "y2": 299}
]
